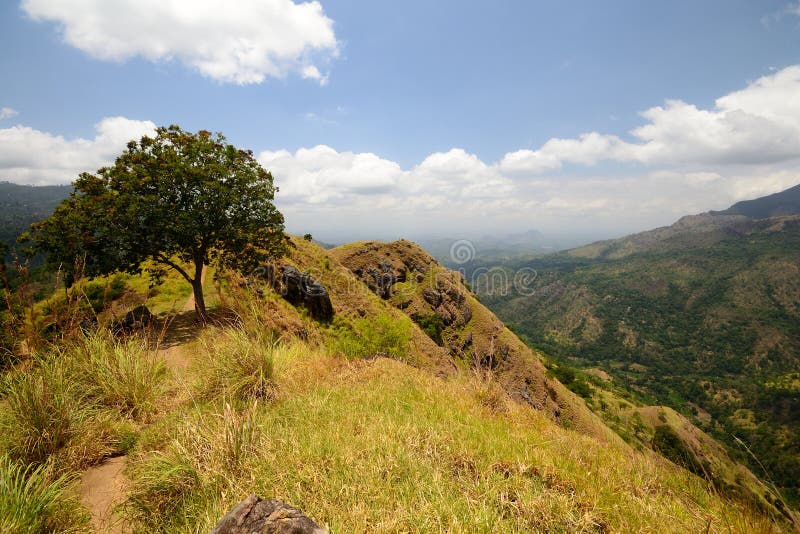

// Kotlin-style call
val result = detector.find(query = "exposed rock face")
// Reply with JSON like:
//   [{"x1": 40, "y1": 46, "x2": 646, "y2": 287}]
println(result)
[
  {"x1": 342, "y1": 241, "x2": 430, "y2": 299},
  {"x1": 210, "y1": 495, "x2": 326, "y2": 534},
  {"x1": 274, "y1": 265, "x2": 334, "y2": 321},
  {"x1": 330, "y1": 239, "x2": 611, "y2": 435}
]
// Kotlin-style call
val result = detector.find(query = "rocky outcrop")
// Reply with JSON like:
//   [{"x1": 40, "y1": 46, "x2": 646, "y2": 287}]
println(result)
[
  {"x1": 266, "y1": 265, "x2": 334, "y2": 321},
  {"x1": 112, "y1": 304, "x2": 154, "y2": 333},
  {"x1": 335, "y1": 241, "x2": 432, "y2": 299},
  {"x1": 210, "y1": 495, "x2": 326, "y2": 534}
]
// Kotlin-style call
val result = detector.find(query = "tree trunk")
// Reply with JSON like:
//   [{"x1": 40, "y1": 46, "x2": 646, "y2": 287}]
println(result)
[{"x1": 192, "y1": 260, "x2": 207, "y2": 322}]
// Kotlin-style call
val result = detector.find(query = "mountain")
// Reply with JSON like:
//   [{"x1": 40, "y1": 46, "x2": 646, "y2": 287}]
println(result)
[
  {"x1": 0, "y1": 181, "x2": 71, "y2": 256},
  {"x1": 479, "y1": 187, "x2": 800, "y2": 507},
  {"x1": 713, "y1": 183, "x2": 800, "y2": 219},
  {"x1": 1, "y1": 235, "x2": 793, "y2": 531}
]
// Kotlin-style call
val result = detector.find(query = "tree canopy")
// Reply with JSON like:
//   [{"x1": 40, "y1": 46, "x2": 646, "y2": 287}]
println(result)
[{"x1": 25, "y1": 125, "x2": 286, "y2": 319}]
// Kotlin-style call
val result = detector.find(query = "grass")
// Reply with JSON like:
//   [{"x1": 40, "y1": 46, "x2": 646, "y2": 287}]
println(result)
[
  {"x1": 195, "y1": 326, "x2": 277, "y2": 401},
  {"x1": 0, "y1": 331, "x2": 166, "y2": 475},
  {"x1": 0, "y1": 454, "x2": 89, "y2": 533},
  {"x1": 0, "y1": 356, "x2": 93, "y2": 466},
  {"x1": 120, "y1": 335, "x2": 783, "y2": 533},
  {"x1": 70, "y1": 334, "x2": 167, "y2": 420}
]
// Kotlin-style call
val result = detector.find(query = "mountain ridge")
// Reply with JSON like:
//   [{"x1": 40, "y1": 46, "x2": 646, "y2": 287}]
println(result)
[{"x1": 478, "y1": 185, "x2": 800, "y2": 509}]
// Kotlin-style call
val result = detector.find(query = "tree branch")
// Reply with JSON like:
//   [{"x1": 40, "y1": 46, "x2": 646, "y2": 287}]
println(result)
[{"x1": 156, "y1": 254, "x2": 193, "y2": 284}]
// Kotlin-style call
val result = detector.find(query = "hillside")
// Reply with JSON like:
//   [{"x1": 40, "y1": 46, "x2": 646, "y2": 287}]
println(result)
[
  {"x1": 482, "y1": 210, "x2": 800, "y2": 507},
  {"x1": 713, "y1": 183, "x2": 800, "y2": 219},
  {"x1": 0, "y1": 236, "x2": 793, "y2": 531},
  {"x1": 0, "y1": 182, "x2": 71, "y2": 256}
]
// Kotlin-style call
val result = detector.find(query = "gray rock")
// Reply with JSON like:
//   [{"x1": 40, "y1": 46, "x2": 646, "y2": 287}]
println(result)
[
  {"x1": 112, "y1": 304, "x2": 154, "y2": 333},
  {"x1": 279, "y1": 266, "x2": 334, "y2": 321},
  {"x1": 210, "y1": 495, "x2": 326, "y2": 534}
]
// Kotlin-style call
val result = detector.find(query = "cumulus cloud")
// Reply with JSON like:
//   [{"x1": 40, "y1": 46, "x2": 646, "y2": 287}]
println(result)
[
  {"x1": 21, "y1": 0, "x2": 338, "y2": 85},
  {"x1": 0, "y1": 117, "x2": 155, "y2": 185},
  {"x1": 502, "y1": 66, "x2": 800, "y2": 174},
  {"x1": 4, "y1": 66, "x2": 800, "y2": 238},
  {"x1": 0, "y1": 107, "x2": 19, "y2": 120},
  {"x1": 260, "y1": 66, "x2": 800, "y2": 237},
  {"x1": 259, "y1": 146, "x2": 403, "y2": 204}
]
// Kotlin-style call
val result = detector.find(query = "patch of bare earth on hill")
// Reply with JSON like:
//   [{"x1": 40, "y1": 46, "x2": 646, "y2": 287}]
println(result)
[
  {"x1": 79, "y1": 282, "x2": 205, "y2": 532},
  {"x1": 79, "y1": 456, "x2": 129, "y2": 533}
]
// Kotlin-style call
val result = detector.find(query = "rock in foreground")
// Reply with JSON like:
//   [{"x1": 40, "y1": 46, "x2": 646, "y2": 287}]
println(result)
[{"x1": 210, "y1": 495, "x2": 326, "y2": 534}]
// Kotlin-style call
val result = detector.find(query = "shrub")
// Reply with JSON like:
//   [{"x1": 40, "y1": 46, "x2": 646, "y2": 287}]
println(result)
[
  {"x1": 82, "y1": 274, "x2": 126, "y2": 312},
  {"x1": 411, "y1": 312, "x2": 444, "y2": 345},
  {"x1": 328, "y1": 312, "x2": 412, "y2": 359}
]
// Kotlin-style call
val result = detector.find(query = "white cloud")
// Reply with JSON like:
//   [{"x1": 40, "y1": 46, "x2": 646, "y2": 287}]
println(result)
[
  {"x1": 4, "y1": 66, "x2": 800, "y2": 239},
  {"x1": 500, "y1": 66, "x2": 800, "y2": 174},
  {"x1": 21, "y1": 0, "x2": 338, "y2": 85},
  {"x1": 0, "y1": 107, "x2": 19, "y2": 120},
  {"x1": 259, "y1": 145, "x2": 403, "y2": 204},
  {"x1": 0, "y1": 117, "x2": 155, "y2": 185}
]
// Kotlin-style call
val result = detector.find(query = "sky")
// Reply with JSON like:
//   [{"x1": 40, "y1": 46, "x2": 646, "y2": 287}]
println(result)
[{"x1": 1, "y1": 0, "x2": 800, "y2": 243}]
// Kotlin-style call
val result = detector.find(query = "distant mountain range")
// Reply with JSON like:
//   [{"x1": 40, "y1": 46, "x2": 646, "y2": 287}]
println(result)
[
  {"x1": 713, "y1": 183, "x2": 800, "y2": 218},
  {"x1": 478, "y1": 183, "x2": 800, "y2": 505},
  {"x1": 0, "y1": 181, "x2": 71, "y2": 258}
]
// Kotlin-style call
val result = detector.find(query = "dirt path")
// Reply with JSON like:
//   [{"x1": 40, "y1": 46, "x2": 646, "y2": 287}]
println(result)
[
  {"x1": 79, "y1": 277, "x2": 204, "y2": 532},
  {"x1": 79, "y1": 456, "x2": 128, "y2": 534}
]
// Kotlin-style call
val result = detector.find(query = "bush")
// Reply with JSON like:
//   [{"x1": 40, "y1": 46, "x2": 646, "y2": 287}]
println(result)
[
  {"x1": 328, "y1": 312, "x2": 412, "y2": 359},
  {"x1": 82, "y1": 274, "x2": 127, "y2": 312},
  {"x1": 0, "y1": 455, "x2": 89, "y2": 533},
  {"x1": 411, "y1": 313, "x2": 444, "y2": 345}
]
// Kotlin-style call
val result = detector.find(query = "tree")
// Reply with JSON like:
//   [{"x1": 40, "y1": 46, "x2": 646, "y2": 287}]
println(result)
[{"x1": 25, "y1": 125, "x2": 286, "y2": 320}]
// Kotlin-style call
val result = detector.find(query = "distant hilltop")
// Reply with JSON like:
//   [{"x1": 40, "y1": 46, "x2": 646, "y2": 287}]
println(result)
[{"x1": 712, "y1": 182, "x2": 800, "y2": 218}]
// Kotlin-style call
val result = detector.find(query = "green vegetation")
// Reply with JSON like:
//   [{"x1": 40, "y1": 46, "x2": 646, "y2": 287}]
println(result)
[
  {"x1": 0, "y1": 182, "x2": 70, "y2": 260},
  {"x1": 410, "y1": 312, "x2": 445, "y2": 345},
  {"x1": 24, "y1": 125, "x2": 286, "y2": 320},
  {"x1": 0, "y1": 233, "x2": 793, "y2": 531},
  {"x1": 118, "y1": 336, "x2": 779, "y2": 533},
  {"x1": 71, "y1": 334, "x2": 167, "y2": 419},
  {"x1": 195, "y1": 326, "x2": 277, "y2": 401},
  {"x1": 483, "y1": 216, "x2": 800, "y2": 506},
  {"x1": 0, "y1": 455, "x2": 89, "y2": 533},
  {"x1": 326, "y1": 312, "x2": 412, "y2": 360}
]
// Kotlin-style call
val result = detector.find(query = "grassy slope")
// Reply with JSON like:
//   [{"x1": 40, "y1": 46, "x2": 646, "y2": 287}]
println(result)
[
  {"x1": 483, "y1": 216, "x2": 800, "y2": 507},
  {"x1": 124, "y1": 338, "x2": 782, "y2": 533},
  {"x1": 0, "y1": 236, "x2": 793, "y2": 532}
]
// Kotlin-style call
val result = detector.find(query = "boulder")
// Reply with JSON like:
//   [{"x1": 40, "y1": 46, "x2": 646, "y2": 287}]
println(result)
[
  {"x1": 210, "y1": 495, "x2": 326, "y2": 534},
  {"x1": 113, "y1": 305, "x2": 154, "y2": 333},
  {"x1": 280, "y1": 266, "x2": 334, "y2": 321}
]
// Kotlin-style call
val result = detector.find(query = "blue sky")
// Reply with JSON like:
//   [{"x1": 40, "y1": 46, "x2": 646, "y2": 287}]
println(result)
[{"x1": 2, "y1": 0, "x2": 800, "y2": 242}]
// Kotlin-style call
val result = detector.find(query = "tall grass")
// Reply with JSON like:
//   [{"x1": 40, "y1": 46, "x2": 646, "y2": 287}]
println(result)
[
  {"x1": 0, "y1": 357, "x2": 90, "y2": 465},
  {"x1": 0, "y1": 331, "x2": 166, "y2": 474},
  {"x1": 70, "y1": 333, "x2": 166, "y2": 420},
  {"x1": 0, "y1": 454, "x2": 89, "y2": 533},
  {"x1": 121, "y1": 341, "x2": 785, "y2": 533},
  {"x1": 195, "y1": 326, "x2": 276, "y2": 401},
  {"x1": 123, "y1": 404, "x2": 260, "y2": 531}
]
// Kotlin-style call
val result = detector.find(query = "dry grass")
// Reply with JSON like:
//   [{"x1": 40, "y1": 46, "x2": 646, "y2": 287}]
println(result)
[{"x1": 121, "y1": 334, "x2": 785, "y2": 533}]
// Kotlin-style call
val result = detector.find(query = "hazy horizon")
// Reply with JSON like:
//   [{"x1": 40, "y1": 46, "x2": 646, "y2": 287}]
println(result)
[{"x1": 2, "y1": 1, "x2": 800, "y2": 242}]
